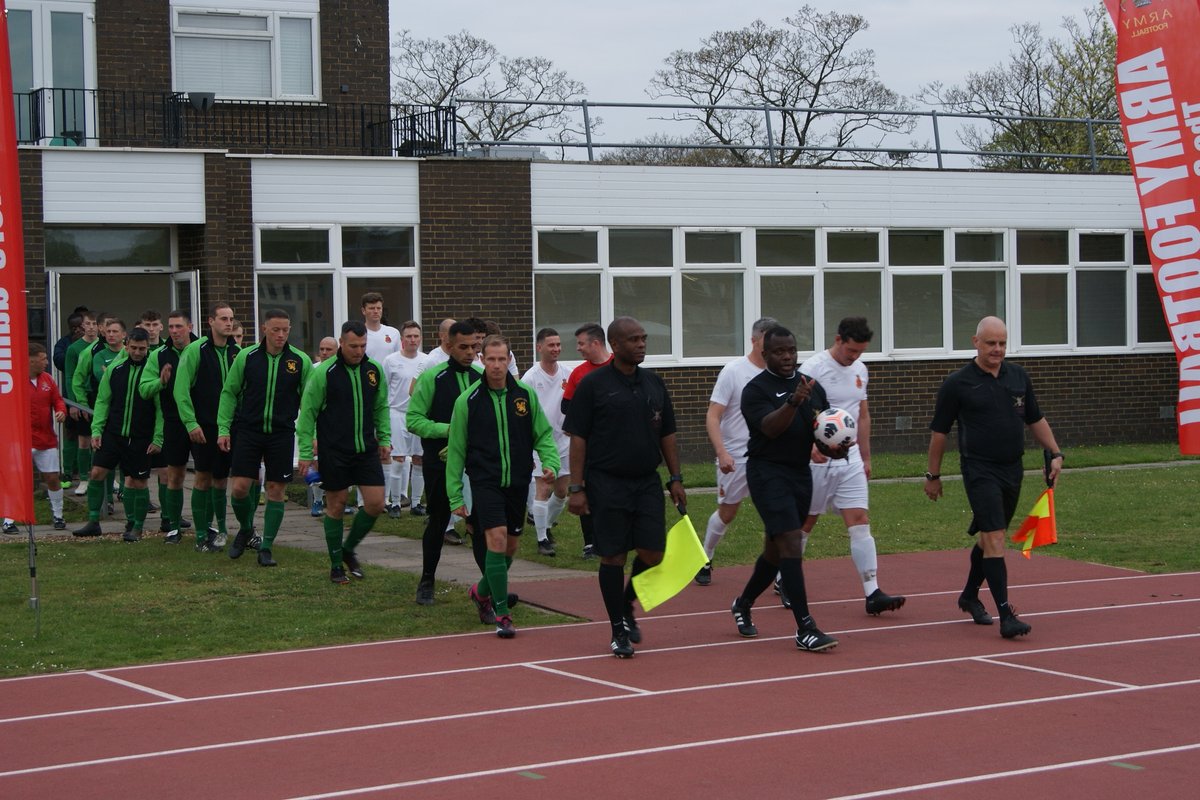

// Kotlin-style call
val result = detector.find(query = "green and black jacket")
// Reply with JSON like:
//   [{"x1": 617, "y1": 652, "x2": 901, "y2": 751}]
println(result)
[
  {"x1": 63, "y1": 336, "x2": 96, "y2": 405},
  {"x1": 445, "y1": 374, "x2": 560, "y2": 510},
  {"x1": 217, "y1": 342, "x2": 312, "y2": 437},
  {"x1": 139, "y1": 333, "x2": 199, "y2": 421},
  {"x1": 91, "y1": 352, "x2": 164, "y2": 446},
  {"x1": 173, "y1": 336, "x2": 239, "y2": 431},
  {"x1": 406, "y1": 358, "x2": 483, "y2": 464},
  {"x1": 73, "y1": 340, "x2": 123, "y2": 408},
  {"x1": 296, "y1": 351, "x2": 390, "y2": 460}
]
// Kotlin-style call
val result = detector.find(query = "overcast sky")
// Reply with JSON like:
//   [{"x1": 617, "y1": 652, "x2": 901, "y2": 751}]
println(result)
[{"x1": 389, "y1": 1, "x2": 1100, "y2": 148}]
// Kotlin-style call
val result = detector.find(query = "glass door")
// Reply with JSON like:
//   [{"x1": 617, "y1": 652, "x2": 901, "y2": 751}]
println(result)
[
  {"x1": 6, "y1": 2, "x2": 97, "y2": 144},
  {"x1": 171, "y1": 271, "x2": 201, "y2": 326}
]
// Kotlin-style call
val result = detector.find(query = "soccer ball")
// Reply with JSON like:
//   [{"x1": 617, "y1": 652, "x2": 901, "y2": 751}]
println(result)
[{"x1": 813, "y1": 407, "x2": 857, "y2": 449}]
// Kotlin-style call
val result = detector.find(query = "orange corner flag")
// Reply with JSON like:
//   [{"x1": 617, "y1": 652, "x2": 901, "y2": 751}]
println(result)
[{"x1": 1012, "y1": 488, "x2": 1057, "y2": 559}]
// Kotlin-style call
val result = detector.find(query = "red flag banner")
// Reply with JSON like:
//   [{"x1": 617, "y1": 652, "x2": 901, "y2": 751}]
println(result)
[
  {"x1": 1011, "y1": 488, "x2": 1057, "y2": 559},
  {"x1": 0, "y1": 0, "x2": 36, "y2": 523},
  {"x1": 1106, "y1": 0, "x2": 1200, "y2": 454}
]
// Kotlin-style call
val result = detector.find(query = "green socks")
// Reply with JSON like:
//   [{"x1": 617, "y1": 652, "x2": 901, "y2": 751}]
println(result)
[
  {"x1": 343, "y1": 508, "x2": 378, "y2": 555},
  {"x1": 128, "y1": 487, "x2": 149, "y2": 530},
  {"x1": 486, "y1": 551, "x2": 510, "y2": 615},
  {"x1": 86, "y1": 478, "x2": 104, "y2": 522},
  {"x1": 165, "y1": 487, "x2": 184, "y2": 532},
  {"x1": 76, "y1": 448, "x2": 92, "y2": 479},
  {"x1": 231, "y1": 492, "x2": 255, "y2": 532},
  {"x1": 192, "y1": 488, "x2": 212, "y2": 543},
  {"x1": 211, "y1": 486, "x2": 228, "y2": 534},
  {"x1": 263, "y1": 499, "x2": 285, "y2": 549},
  {"x1": 324, "y1": 515, "x2": 344, "y2": 567}
]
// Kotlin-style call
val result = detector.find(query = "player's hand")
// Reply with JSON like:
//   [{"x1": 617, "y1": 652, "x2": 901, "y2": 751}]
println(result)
[
  {"x1": 815, "y1": 440, "x2": 848, "y2": 460},
  {"x1": 717, "y1": 452, "x2": 735, "y2": 474},
  {"x1": 91, "y1": 436, "x2": 101, "y2": 450},
  {"x1": 188, "y1": 426, "x2": 206, "y2": 444},
  {"x1": 789, "y1": 377, "x2": 814, "y2": 407},
  {"x1": 69, "y1": 406, "x2": 80, "y2": 420},
  {"x1": 668, "y1": 482, "x2": 687, "y2": 513},
  {"x1": 217, "y1": 435, "x2": 231, "y2": 453},
  {"x1": 160, "y1": 363, "x2": 172, "y2": 384},
  {"x1": 147, "y1": 443, "x2": 161, "y2": 455},
  {"x1": 862, "y1": 458, "x2": 872, "y2": 480},
  {"x1": 379, "y1": 445, "x2": 392, "y2": 464},
  {"x1": 810, "y1": 444, "x2": 828, "y2": 464},
  {"x1": 438, "y1": 446, "x2": 448, "y2": 462},
  {"x1": 924, "y1": 478, "x2": 943, "y2": 501},
  {"x1": 54, "y1": 410, "x2": 66, "y2": 423},
  {"x1": 452, "y1": 505, "x2": 468, "y2": 519},
  {"x1": 568, "y1": 491, "x2": 589, "y2": 517},
  {"x1": 298, "y1": 459, "x2": 312, "y2": 478},
  {"x1": 541, "y1": 468, "x2": 555, "y2": 484}
]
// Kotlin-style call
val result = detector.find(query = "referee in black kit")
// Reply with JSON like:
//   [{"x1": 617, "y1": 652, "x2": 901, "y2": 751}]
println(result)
[{"x1": 564, "y1": 316, "x2": 687, "y2": 658}]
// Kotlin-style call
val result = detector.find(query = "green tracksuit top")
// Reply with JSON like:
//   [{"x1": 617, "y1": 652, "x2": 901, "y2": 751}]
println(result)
[
  {"x1": 296, "y1": 351, "x2": 390, "y2": 461},
  {"x1": 445, "y1": 373, "x2": 560, "y2": 511},
  {"x1": 218, "y1": 342, "x2": 313, "y2": 437},
  {"x1": 73, "y1": 340, "x2": 123, "y2": 408},
  {"x1": 138, "y1": 334, "x2": 199, "y2": 421},
  {"x1": 173, "y1": 336, "x2": 239, "y2": 431},
  {"x1": 63, "y1": 336, "x2": 96, "y2": 405},
  {"x1": 91, "y1": 352, "x2": 164, "y2": 446},
  {"x1": 406, "y1": 358, "x2": 483, "y2": 464}
]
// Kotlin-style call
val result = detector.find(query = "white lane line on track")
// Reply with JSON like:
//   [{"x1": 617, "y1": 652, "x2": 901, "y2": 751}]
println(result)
[
  {"x1": 972, "y1": 657, "x2": 1138, "y2": 689},
  {"x1": 84, "y1": 672, "x2": 184, "y2": 701},
  {"x1": 3, "y1": 601, "x2": 1198, "y2": 726},
  {"x1": 275, "y1": 685, "x2": 1200, "y2": 799},
  {"x1": 2, "y1": 569, "x2": 1192, "y2": 683},
  {"x1": 825, "y1": 742, "x2": 1200, "y2": 800},
  {"x1": 522, "y1": 663, "x2": 651, "y2": 695},
  {"x1": 2, "y1": 637, "x2": 1198, "y2": 779}
]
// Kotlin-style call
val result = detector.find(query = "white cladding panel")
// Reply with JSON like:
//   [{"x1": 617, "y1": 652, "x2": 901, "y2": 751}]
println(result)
[
  {"x1": 252, "y1": 158, "x2": 420, "y2": 224},
  {"x1": 530, "y1": 164, "x2": 1142, "y2": 229},
  {"x1": 42, "y1": 150, "x2": 206, "y2": 223}
]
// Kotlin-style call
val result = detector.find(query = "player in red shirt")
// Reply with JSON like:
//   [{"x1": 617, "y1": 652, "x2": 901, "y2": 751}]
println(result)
[
  {"x1": 3, "y1": 343, "x2": 68, "y2": 533},
  {"x1": 560, "y1": 323, "x2": 613, "y2": 559}
]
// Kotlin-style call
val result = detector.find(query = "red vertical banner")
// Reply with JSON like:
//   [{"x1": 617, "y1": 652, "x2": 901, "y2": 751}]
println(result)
[
  {"x1": 1107, "y1": 0, "x2": 1200, "y2": 454},
  {"x1": 0, "y1": 0, "x2": 36, "y2": 521}
]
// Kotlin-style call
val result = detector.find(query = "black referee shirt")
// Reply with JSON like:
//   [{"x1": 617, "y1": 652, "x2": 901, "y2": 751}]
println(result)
[
  {"x1": 741, "y1": 369, "x2": 829, "y2": 467},
  {"x1": 930, "y1": 360, "x2": 1043, "y2": 465},
  {"x1": 563, "y1": 363, "x2": 677, "y2": 478}
]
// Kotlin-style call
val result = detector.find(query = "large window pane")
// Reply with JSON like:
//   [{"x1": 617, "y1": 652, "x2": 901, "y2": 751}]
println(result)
[
  {"x1": 342, "y1": 227, "x2": 413, "y2": 268},
  {"x1": 952, "y1": 271, "x2": 1006, "y2": 349},
  {"x1": 8, "y1": 8, "x2": 33, "y2": 140},
  {"x1": 889, "y1": 230, "x2": 944, "y2": 266},
  {"x1": 824, "y1": 272, "x2": 882, "y2": 352},
  {"x1": 756, "y1": 230, "x2": 815, "y2": 266},
  {"x1": 609, "y1": 229, "x2": 671, "y2": 267},
  {"x1": 1136, "y1": 272, "x2": 1170, "y2": 343},
  {"x1": 46, "y1": 227, "x2": 171, "y2": 267},
  {"x1": 759, "y1": 275, "x2": 815, "y2": 351},
  {"x1": 613, "y1": 276, "x2": 671, "y2": 355},
  {"x1": 535, "y1": 274, "x2": 601, "y2": 340},
  {"x1": 537, "y1": 231, "x2": 597, "y2": 264},
  {"x1": 280, "y1": 17, "x2": 314, "y2": 96},
  {"x1": 261, "y1": 229, "x2": 329, "y2": 263},
  {"x1": 892, "y1": 274, "x2": 943, "y2": 348},
  {"x1": 176, "y1": 36, "x2": 271, "y2": 97},
  {"x1": 1020, "y1": 273, "x2": 1068, "y2": 345},
  {"x1": 682, "y1": 272, "x2": 742, "y2": 357},
  {"x1": 1016, "y1": 230, "x2": 1068, "y2": 265},
  {"x1": 1133, "y1": 232, "x2": 1150, "y2": 265},
  {"x1": 345, "y1": 277, "x2": 414, "y2": 329},
  {"x1": 1077, "y1": 271, "x2": 1126, "y2": 347},
  {"x1": 257, "y1": 273, "x2": 333, "y2": 358},
  {"x1": 827, "y1": 231, "x2": 879, "y2": 263},
  {"x1": 955, "y1": 232, "x2": 1004, "y2": 263},
  {"x1": 685, "y1": 231, "x2": 740, "y2": 264},
  {"x1": 1079, "y1": 233, "x2": 1125, "y2": 263},
  {"x1": 51, "y1": 12, "x2": 86, "y2": 139}
]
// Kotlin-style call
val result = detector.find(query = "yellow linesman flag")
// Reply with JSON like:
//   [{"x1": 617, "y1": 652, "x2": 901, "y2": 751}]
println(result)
[
  {"x1": 632, "y1": 514, "x2": 708, "y2": 611},
  {"x1": 1011, "y1": 488, "x2": 1057, "y2": 559}
]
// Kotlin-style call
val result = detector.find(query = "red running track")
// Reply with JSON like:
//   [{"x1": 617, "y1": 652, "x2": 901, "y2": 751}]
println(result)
[{"x1": 1, "y1": 550, "x2": 1198, "y2": 799}]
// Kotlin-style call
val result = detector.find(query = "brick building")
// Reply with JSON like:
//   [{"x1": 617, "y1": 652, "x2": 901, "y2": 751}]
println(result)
[{"x1": 12, "y1": 0, "x2": 1182, "y2": 460}]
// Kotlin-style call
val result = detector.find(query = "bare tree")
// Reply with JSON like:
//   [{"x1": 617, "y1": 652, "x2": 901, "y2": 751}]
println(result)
[
  {"x1": 918, "y1": 4, "x2": 1125, "y2": 173},
  {"x1": 598, "y1": 133, "x2": 745, "y2": 166},
  {"x1": 391, "y1": 30, "x2": 595, "y2": 153},
  {"x1": 647, "y1": 7, "x2": 917, "y2": 167}
]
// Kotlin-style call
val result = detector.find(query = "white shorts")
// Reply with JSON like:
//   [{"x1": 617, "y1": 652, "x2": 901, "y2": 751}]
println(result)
[
  {"x1": 715, "y1": 461, "x2": 750, "y2": 506},
  {"x1": 388, "y1": 412, "x2": 421, "y2": 457},
  {"x1": 808, "y1": 460, "x2": 869, "y2": 516},
  {"x1": 532, "y1": 435, "x2": 570, "y2": 478},
  {"x1": 33, "y1": 448, "x2": 61, "y2": 475}
]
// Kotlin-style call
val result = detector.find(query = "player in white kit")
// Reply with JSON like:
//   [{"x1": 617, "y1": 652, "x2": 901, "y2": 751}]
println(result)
[
  {"x1": 799, "y1": 316, "x2": 905, "y2": 615},
  {"x1": 361, "y1": 291, "x2": 401, "y2": 363},
  {"x1": 521, "y1": 328, "x2": 574, "y2": 556},
  {"x1": 382, "y1": 321, "x2": 428, "y2": 517}
]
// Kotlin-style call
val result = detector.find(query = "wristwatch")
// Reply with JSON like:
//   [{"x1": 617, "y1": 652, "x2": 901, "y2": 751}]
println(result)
[
  {"x1": 924, "y1": 472, "x2": 941, "y2": 481},
  {"x1": 666, "y1": 473, "x2": 684, "y2": 486},
  {"x1": 1050, "y1": 451, "x2": 1065, "y2": 461},
  {"x1": 568, "y1": 483, "x2": 585, "y2": 494}
]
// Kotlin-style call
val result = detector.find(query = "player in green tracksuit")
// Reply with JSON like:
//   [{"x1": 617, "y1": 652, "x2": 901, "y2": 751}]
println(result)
[
  {"x1": 72, "y1": 328, "x2": 163, "y2": 541},
  {"x1": 63, "y1": 312, "x2": 98, "y2": 487},
  {"x1": 217, "y1": 309, "x2": 312, "y2": 566},
  {"x1": 296, "y1": 320, "x2": 391, "y2": 584},
  {"x1": 73, "y1": 316, "x2": 127, "y2": 510},
  {"x1": 446, "y1": 335, "x2": 559, "y2": 638}
]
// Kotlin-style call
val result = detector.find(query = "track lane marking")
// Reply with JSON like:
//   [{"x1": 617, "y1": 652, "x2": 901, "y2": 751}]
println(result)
[
  {"x1": 972, "y1": 657, "x2": 1137, "y2": 688},
  {"x1": 522, "y1": 663, "x2": 651, "y2": 694},
  {"x1": 85, "y1": 672, "x2": 184, "y2": 701}
]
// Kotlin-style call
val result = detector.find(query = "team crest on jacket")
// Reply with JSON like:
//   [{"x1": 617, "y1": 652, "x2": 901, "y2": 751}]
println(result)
[
  {"x1": 285, "y1": 359, "x2": 299, "y2": 374},
  {"x1": 514, "y1": 397, "x2": 530, "y2": 416},
  {"x1": 367, "y1": 369, "x2": 379, "y2": 387}
]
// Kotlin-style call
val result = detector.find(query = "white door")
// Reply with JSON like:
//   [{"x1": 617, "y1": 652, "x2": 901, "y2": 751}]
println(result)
[
  {"x1": 6, "y1": 1, "x2": 97, "y2": 144},
  {"x1": 171, "y1": 270, "x2": 201, "y2": 326}
]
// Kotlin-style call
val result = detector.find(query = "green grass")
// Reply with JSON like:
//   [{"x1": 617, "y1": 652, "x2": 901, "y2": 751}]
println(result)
[{"x1": 3, "y1": 441, "x2": 1195, "y2": 678}]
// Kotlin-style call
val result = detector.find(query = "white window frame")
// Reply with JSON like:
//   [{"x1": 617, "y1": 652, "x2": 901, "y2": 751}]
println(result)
[
  {"x1": 171, "y1": 7, "x2": 321, "y2": 102},
  {"x1": 8, "y1": 0, "x2": 98, "y2": 144}
]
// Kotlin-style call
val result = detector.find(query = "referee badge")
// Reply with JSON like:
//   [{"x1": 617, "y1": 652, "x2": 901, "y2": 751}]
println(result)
[
  {"x1": 1012, "y1": 394, "x2": 1025, "y2": 410},
  {"x1": 514, "y1": 397, "x2": 530, "y2": 416}
]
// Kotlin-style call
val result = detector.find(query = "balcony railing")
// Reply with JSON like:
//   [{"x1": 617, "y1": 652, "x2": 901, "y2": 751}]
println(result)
[{"x1": 13, "y1": 88, "x2": 456, "y2": 158}]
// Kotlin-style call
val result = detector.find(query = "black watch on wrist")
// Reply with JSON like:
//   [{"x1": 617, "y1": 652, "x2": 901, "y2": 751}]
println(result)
[
  {"x1": 924, "y1": 472, "x2": 941, "y2": 481},
  {"x1": 1050, "y1": 451, "x2": 1064, "y2": 461},
  {"x1": 666, "y1": 473, "x2": 684, "y2": 486},
  {"x1": 568, "y1": 483, "x2": 585, "y2": 494}
]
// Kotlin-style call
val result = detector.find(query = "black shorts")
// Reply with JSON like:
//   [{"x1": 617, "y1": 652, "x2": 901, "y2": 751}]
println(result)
[
  {"x1": 189, "y1": 422, "x2": 231, "y2": 479},
  {"x1": 962, "y1": 459, "x2": 1024, "y2": 534},
  {"x1": 92, "y1": 433, "x2": 152, "y2": 480},
  {"x1": 64, "y1": 413, "x2": 89, "y2": 439},
  {"x1": 160, "y1": 418, "x2": 191, "y2": 468},
  {"x1": 746, "y1": 459, "x2": 811, "y2": 538},
  {"x1": 231, "y1": 428, "x2": 295, "y2": 483},
  {"x1": 585, "y1": 471, "x2": 665, "y2": 558},
  {"x1": 318, "y1": 448, "x2": 384, "y2": 492},
  {"x1": 470, "y1": 481, "x2": 527, "y2": 535}
]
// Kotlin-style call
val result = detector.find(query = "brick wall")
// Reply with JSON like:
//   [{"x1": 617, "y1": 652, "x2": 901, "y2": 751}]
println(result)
[
  {"x1": 320, "y1": 0, "x2": 391, "y2": 106},
  {"x1": 178, "y1": 156, "x2": 254, "y2": 324},
  {"x1": 418, "y1": 159, "x2": 534, "y2": 360},
  {"x1": 96, "y1": 0, "x2": 170, "y2": 93},
  {"x1": 18, "y1": 149, "x2": 45, "y2": 336}
]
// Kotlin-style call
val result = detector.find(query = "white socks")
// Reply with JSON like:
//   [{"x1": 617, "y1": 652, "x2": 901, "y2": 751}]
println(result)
[
  {"x1": 533, "y1": 498, "x2": 550, "y2": 542},
  {"x1": 703, "y1": 512, "x2": 728, "y2": 560},
  {"x1": 545, "y1": 493, "x2": 566, "y2": 527},
  {"x1": 410, "y1": 464, "x2": 424, "y2": 505},
  {"x1": 848, "y1": 524, "x2": 879, "y2": 596},
  {"x1": 388, "y1": 459, "x2": 411, "y2": 504},
  {"x1": 48, "y1": 488, "x2": 64, "y2": 517}
]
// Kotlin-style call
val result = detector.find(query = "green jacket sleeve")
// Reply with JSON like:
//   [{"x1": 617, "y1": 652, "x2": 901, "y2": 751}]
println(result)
[
  {"x1": 152, "y1": 394, "x2": 165, "y2": 449},
  {"x1": 72, "y1": 346, "x2": 94, "y2": 407},
  {"x1": 64, "y1": 343, "x2": 81, "y2": 403},
  {"x1": 526, "y1": 386, "x2": 561, "y2": 476},
  {"x1": 406, "y1": 367, "x2": 447, "y2": 440},
  {"x1": 138, "y1": 349, "x2": 164, "y2": 400},
  {"x1": 370, "y1": 358, "x2": 391, "y2": 447},
  {"x1": 445, "y1": 391, "x2": 470, "y2": 510},
  {"x1": 173, "y1": 341, "x2": 201, "y2": 432},
  {"x1": 90, "y1": 363, "x2": 115, "y2": 439},
  {"x1": 217, "y1": 348, "x2": 248, "y2": 438},
  {"x1": 296, "y1": 362, "x2": 328, "y2": 461}
]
